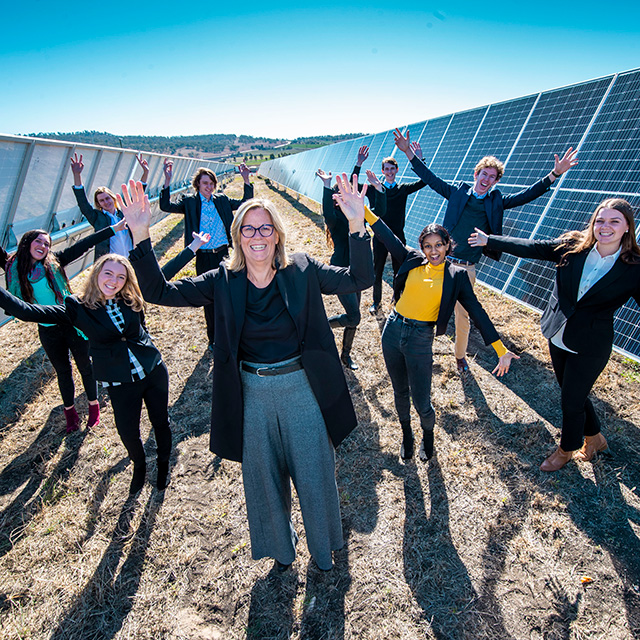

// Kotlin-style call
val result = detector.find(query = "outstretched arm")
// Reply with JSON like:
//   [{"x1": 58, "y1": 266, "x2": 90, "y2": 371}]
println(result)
[{"x1": 117, "y1": 180, "x2": 151, "y2": 244}]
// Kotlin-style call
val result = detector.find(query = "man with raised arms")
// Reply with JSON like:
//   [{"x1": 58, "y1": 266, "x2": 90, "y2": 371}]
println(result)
[{"x1": 394, "y1": 128, "x2": 578, "y2": 373}]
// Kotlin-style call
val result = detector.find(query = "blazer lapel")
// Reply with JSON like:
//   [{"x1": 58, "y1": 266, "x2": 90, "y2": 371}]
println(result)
[
  {"x1": 566, "y1": 251, "x2": 589, "y2": 305},
  {"x1": 578, "y1": 258, "x2": 630, "y2": 304}
]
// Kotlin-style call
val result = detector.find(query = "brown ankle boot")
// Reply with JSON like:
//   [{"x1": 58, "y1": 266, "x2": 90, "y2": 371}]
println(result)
[
  {"x1": 540, "y1": 447, "x2": 573, "y2": 472},
  {"x1": 575, "y1": 433, "x2": 608, "y2": 462}
]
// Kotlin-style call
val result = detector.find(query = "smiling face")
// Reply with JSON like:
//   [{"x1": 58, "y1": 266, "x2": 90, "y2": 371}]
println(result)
[
  {"x1": 197, "y1": 174, "x2": 216, "y2": 200},
  {"x1": 29, "y1": 233, "x2": 51, "y2": 263},
  {"x1": 96, "y1": 191, "x2": 116, "y2": 213},
  {"x1": 592, "y1": 207, "x2": 629, "y2": 254},
  {"x1": 382, "y1": 162, "x2": 398, "y2": 184},
  {"x1": 240, "y1": 207, "x2": 279, "y2": 272},
  {"x1": 97, "y1": 260, "x2": 128, "y2": 299},
  {"x1": 421, "y1": 233, "x2": 450, "y2": 266},
  {"x1": 473, "y1": 167, "x2": 499, "y2": 196}
]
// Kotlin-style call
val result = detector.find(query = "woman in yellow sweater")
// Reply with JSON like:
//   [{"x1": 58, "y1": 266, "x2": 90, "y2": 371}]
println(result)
[{"x1": 362, "y1": 178, "x2": 518, "y2": 461}]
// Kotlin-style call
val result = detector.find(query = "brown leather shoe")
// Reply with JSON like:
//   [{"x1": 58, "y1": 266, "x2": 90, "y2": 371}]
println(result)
[
  {"x1": 575, "y1": 433, "x2": 608, "y2": 462},
  {"x1": 540, "y1": 447, "x2": 573, "y2": 472}
]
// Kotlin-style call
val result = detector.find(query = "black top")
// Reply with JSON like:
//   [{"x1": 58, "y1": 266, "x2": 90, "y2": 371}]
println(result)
[
  {"x1": 239, "y1": 279, "x2": 300, "y2": 363},
  {"x1": 450, "y1": 196, "x2": 489, "y2": 263}
]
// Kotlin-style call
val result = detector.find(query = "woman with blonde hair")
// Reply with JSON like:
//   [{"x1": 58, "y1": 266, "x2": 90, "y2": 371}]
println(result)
[
  {"x1": 469, "y1": 197, "x2": 640, "y2": 471},
  {"x1": 0, "y1": 252, "x2": 172, "y2": 495},
  {"x1": 122, "y1": 176, "x2": 373, "y2": 572}
]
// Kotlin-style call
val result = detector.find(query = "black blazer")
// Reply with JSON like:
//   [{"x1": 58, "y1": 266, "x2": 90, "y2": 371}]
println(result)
[
  {"x1": 129, "y1": 233, "x2": 374, "y2": 462},
  {"x1": 0, "y1": 292, "x2": 161, "y2": 383},
  {"x1": 73, "y1": 186, "x2": 140, "y2": 259},
  {"x1": 371, "y1": 216, "x2": 500, "y2": 345},
  {"x1": 409, "y1": 157, "x2": 553, "y2": 261},
  {"x1": 487, "y1": 235, "x2": 640, "y2": 356},
  {"x1": 159, "y1": 183, "x2": 254, "y2": 248}
]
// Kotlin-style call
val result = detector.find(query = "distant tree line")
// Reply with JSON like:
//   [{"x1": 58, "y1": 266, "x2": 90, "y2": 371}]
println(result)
[{"x1": 25, "y1": 131, "x2": 365, "y2": 156}]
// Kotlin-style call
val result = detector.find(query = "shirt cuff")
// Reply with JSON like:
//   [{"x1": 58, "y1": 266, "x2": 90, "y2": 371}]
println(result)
[
  {"x1": 364, "y1": 206, "x2": 378, "y2": 226},
  {"x1": 492, "y1": 339, "x2": 508, "y2": 358}
]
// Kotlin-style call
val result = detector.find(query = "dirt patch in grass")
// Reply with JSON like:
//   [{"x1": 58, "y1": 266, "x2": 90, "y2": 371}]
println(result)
[{"x1": 0, "y1": 177, "x2": 639, "y2": 639}]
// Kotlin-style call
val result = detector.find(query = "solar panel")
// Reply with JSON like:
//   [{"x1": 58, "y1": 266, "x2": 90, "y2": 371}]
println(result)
[{"x1": 258, "y1": 67, "x2": 640, "y2": 360}]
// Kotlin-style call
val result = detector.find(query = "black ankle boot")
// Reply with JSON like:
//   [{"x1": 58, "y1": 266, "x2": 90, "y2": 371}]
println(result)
[
  {"x1": 419, "y1": 431, "x2": 434, "y2": 462},
  {"x1": 401, "y1": 422, "x2": 414, "y2": 460},
  {"x1": 156, "y1": 461, "x2": 170, "y2": 490},
  {"x1": 341, "y1": 327, "x2": 359, "y2": 370},
  {"x1": 129, "y1": 464, "x2": 146, "y2": 495}
]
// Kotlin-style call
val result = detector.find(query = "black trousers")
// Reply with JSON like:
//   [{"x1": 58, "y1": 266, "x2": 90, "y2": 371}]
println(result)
[
  {"x1": 107, "y1": 362, "x2": 171, "y2": 467},
  {"x1": 195, "y1": 249, "x2": 228, "y2": 345},
  {"x1": 548, "y1": 341, "x2": 610, "y2": 451},
  {"x1": 372, "y1": 236, "x2": 402, "y2": 306},
  {"x1": 38, "y1": 323, "x2": 97, "y2": 407}
]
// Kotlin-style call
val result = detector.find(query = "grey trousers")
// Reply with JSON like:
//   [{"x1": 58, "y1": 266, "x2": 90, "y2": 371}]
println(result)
[{"x1": 241, "y1": 359, "x2": 343, "y2": 570}]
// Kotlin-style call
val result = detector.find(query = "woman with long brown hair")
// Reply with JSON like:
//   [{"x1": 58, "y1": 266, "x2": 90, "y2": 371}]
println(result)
[
  {"x1": 0, "y1": 252, "x2": 172, "y2": 495},
  {"x1": 469, "y1": 197, "x2": 640, "y2": 471}
]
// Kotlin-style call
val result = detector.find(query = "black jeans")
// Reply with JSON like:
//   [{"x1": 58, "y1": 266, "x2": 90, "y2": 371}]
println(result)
[
  {"x1": 195, "y1": 248, "x2": 228, "y2": 345},
  {"x1": 38, "y1": 324, "x2": 97, "y2": 407},
  {"x1": 548, "y1": 342, "x2": 610, "y2": 451},
  {"x1": 381, "y1": 311, "x2": 436, "y2": 433},
  {"x1": 107, "y1": 362, "x2": 171, "y2": 467},
  {"x1": 372, "y1": 237, "x2": 402, "y2": 306}
]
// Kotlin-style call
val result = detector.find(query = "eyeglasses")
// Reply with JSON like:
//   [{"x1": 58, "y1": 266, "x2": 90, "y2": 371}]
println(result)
[{"x1": 240, "y1": 224, "x2": 275, "y2": 238}]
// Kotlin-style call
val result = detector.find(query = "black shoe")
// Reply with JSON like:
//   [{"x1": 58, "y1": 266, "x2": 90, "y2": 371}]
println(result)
[
  {"x1": 275, "y1": 560, "x2": 292, "y2": 573},
  {"x1": 419, "y1": 432, "x2": 434, "y2": 462},
  {"x1": 129, "y1": 464, "x2": 146, "y2": 495},
  {"x1": 401, "y1": 435, "x2": 414, "y2": 460},
  {"x1": 341, "y1": 352, "x2": 359, "y2": 370},
  {"x1": 369, "y1": 303, "x2": 380, "y2": 315},
  {"x1": 207, "y1": 342, "x2": 215, "y2": 353},
  {"x1": 156, "y1": 461, "x2": 170, "y2": 490},
  {"x1": 456, "y1": 357, "x2": 469, "y2": 374}
]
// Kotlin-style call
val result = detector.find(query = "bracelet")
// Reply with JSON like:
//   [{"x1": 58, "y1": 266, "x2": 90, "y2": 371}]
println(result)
[{"x1": 551, "y1": 170, "x2": 561, "y2": 178}]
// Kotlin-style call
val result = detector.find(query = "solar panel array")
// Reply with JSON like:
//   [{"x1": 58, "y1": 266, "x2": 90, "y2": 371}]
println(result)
[
  {"x1": 259, "y1": 68, "x2": 640, "y2": 360},
  {"x1": 0, "y1": 134, "x2": 236, "y2": 326}
]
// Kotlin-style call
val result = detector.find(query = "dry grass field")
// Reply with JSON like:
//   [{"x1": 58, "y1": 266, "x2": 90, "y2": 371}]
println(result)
[{"x1": 0, "y1": 176, "x2": 639, "y2": 640}]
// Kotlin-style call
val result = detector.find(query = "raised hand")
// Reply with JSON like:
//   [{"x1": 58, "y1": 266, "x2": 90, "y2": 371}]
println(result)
[
  {"x1": 410, "y1": 141, "x2": 423, "y2": 160},
  {"x1": 239, "y1": 162, "x2": 251, "y2": 183},
  {"x1": 553, "y1": 147, "x2": 578, "y2": 177},
  {"x1": 188, "y1": 231, "x2": 211, "y2": 253},
  {"x1": 492, "y1": 351, "x2": 520, "y2": 376},
  {"x1": 70, "y1": 153, "x2": 84, "y2": 186},
  {"x1": 365, "y1": 169, "x2": 384, "y2": 192},
  {"x1": 333, "y1": 173, "x2": 367, "y2": 234},
  {"x1": 316, "y1": 168, "x2": 333, "y2": 188},
  {"x1": 163, "y1": 158, "x2": 173, "y2": 187},
  {"x1": 136, "y1": 154, "x2": 150, "y2": 182},
  {"x1": 393, "y1": 128, "x2": 413, "y2": 158},
  {"x1": 116, "y1": 180, "x2": 151, "y2": 244},
  {"x1": 468, "y1": 227, "x2": 489, "y2": 247},
  {"x1": 356, "y1": 145, "x2": 369, "y2": 166}
]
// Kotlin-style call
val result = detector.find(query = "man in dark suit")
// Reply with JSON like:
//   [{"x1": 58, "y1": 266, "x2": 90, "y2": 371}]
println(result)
[
  {"x1": 394, "y1": 128, "x2": 578, "y2": 373},
  {"x1": 70, "y1": 152, "x2": 149, "y2": 259},
  {"x1": 159, "y1": 159, "x2": 253, "y2": 349}
]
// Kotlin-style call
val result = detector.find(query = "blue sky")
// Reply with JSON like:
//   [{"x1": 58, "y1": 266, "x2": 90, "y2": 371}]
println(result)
[{"x1": 1, "y1": 1, "x2": 639, "y2": 139}]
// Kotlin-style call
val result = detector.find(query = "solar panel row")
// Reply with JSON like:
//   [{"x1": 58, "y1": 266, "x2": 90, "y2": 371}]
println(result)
[{"x1": 259, "y1": 68, "x2": 640, "y2": 360}]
